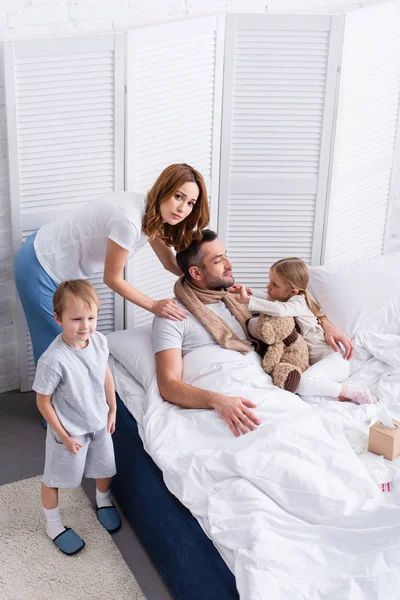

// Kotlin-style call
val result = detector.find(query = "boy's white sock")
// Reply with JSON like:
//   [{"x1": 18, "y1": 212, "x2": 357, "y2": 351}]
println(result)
[
  {"x1": 343, "y1": 385, "x2": 377, "y2": 405},
  {"x1": 96, "y1": 488, "x2": 113, "y2": 509},
  {"x1": 43, "y1": 506, "x2": 66, "y2": 540}
]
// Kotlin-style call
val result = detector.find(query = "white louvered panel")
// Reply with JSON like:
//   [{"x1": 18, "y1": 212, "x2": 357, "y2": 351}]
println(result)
[
  {"x1": 219, "y1": 14, "x2": 343, "y2": 287},
  {"x1": 5, "y1": 34, "x2": 125, "y2": 391},
  {"x1": 15, "y1": 53, "x2": 115, "y2": 220},
  {"x1": 324, "y1": 1, "x2": 400, "y2": 263},
  {"x1": 232, "y1": 30, "x2": 328, "y2": 175},
  {"x1": 125, "y1": 16, "x2": 224, "y2": 329},
  {"x1": 228, "y1": 192, "x2": 315, "y2": 287},
  {"x1": 27, "y1": 331, "x2": 35, "y2": 385}
]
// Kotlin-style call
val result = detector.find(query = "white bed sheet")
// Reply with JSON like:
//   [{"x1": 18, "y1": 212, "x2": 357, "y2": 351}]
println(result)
[{"x1": 109, "y1": 335, "x2": 400, "y2": 600}]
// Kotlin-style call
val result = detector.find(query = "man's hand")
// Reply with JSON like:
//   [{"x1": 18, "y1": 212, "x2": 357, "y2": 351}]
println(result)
[
  {"x1": 63, "y1": 436, "x2": 83, "y2": 454},
  {"x1": 213, "y1": 395, "x2": 260, "y2": 437},
  {"x1": 107, "y1": 410, "x2": 116, "y2": 434},
  {"x1": 321, "y1": 319, "x2": 354, "y2": 360}
]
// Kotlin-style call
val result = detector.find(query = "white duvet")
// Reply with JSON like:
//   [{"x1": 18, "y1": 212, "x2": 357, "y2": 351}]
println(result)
[{"x1": 136, "y1": 333, "x2": 400, "y2": 599}]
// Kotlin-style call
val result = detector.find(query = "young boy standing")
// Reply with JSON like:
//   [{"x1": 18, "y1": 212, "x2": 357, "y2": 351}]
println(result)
[{"x1": 33, "y1": 279, "x2": 120, "y2": 555}]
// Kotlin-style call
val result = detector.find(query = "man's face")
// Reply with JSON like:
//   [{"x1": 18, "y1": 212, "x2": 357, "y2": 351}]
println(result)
[{"x1": 194, "y1": 239, "x2": 234, "y2": 290}]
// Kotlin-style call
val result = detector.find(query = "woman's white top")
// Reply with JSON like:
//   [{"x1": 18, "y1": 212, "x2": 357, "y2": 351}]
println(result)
[
  {"x1": 248, "y1": 291, "x2": 332, "y2": 365},
  {"x1": 34, "y1": 191, "x2": 148, "y2": 283}
]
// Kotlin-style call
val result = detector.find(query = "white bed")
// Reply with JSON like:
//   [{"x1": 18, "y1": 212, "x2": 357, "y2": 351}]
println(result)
[{"x1": 108, "y1": 251, "x2": 400, "y2": 600}]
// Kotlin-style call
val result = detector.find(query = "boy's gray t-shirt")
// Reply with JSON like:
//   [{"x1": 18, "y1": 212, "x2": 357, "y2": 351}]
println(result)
[{"x1": 33, "y1": 330, "x2": 109, "y2": 436}]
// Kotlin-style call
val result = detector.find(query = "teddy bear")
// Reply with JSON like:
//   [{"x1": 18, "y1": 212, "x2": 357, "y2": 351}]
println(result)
[{"x1": 253, "y1": 314, "x2": 309, "y2": 393}]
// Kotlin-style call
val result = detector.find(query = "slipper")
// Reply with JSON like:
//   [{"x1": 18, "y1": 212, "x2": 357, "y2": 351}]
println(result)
[
  {"x1": 96, "y1": 504, "x2": 121, "y2": 533},
  {"x1": 52, "y1": 527, "x2": 85, "y2": 556}
]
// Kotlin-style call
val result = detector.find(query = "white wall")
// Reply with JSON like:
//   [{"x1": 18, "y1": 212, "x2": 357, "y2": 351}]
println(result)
[
  {"x1": 0, "y1": 0, "x2": 397, "y2": 393},
  {"x1": 266, "y1": 0, "x2": 386, "y2": 13}
]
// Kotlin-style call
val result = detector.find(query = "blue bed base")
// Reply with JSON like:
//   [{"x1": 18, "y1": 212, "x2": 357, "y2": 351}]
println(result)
[{"x1": 112, "y1": 394, "x2": 239, "y2": 600}]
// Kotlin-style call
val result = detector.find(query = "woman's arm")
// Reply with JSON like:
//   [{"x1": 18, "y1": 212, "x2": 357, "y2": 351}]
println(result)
[
  {"x1": 103, "y1": 239, "x2": 186, "y2": 320},
  {"x1": 149, "y1": 237, "x2": 183, "y2": 277}
]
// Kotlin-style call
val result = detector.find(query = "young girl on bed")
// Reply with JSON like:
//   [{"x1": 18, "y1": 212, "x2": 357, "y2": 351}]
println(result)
[{"x1": 233, "y1": 257, "x2": 377, "y2": 405}]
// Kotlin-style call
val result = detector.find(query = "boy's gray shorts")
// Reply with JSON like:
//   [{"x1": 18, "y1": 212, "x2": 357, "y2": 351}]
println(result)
[{"x1": 43, "y1": 426, "x2": 116, "y2": 488}]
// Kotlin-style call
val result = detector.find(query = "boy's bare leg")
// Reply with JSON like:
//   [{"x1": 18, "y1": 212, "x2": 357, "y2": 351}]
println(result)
[
  {"x1": 95, "y1": 477, "x2": 112, "y2": 493},
  {"x1": 41, "y1": 482, "x2": 58, "y2": 509}
]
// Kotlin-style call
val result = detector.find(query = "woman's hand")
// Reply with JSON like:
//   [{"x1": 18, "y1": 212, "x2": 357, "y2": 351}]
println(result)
[{"x1": 152, "y1": 299, "x2": 186, "y2": 321}]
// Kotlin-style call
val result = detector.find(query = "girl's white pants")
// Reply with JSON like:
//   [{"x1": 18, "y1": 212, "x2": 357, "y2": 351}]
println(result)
[{"x1": 297, "y1": 351, "x2": 350, "y2": 403}]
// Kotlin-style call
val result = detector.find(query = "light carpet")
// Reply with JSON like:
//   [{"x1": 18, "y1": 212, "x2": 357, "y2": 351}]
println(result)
[{"x1": 0, "y1": 476, "x2": 146, "y2": 600}]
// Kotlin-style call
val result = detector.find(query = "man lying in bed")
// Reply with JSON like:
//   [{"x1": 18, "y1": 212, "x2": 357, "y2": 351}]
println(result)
[{"x1": 153, "y1": 230, "x2": 354, "y2": 437}]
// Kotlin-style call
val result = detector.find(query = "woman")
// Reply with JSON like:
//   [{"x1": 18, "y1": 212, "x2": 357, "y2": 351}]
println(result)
[{"x1": 14, "y1": 163, "x2": 209, "y2": 364}]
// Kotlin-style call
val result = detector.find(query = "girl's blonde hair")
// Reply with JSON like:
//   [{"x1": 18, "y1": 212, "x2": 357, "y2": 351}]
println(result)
[
  {"x1": 142, "y1": 163, "x2": 210, "y2": 252},
  {"x1": 271, "y1": 257, "x2": 324, "y2": 318},
  {"x1": 53, "y1": 279, "x2": 100, "y2": 318}
]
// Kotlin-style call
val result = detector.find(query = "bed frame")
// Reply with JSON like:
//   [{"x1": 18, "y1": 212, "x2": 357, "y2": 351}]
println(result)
[{"x1": 112, "y1": 394, "x2": 239, "y2": 600}]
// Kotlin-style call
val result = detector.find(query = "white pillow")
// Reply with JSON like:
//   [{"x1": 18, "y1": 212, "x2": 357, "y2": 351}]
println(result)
[
  {"x1": 309, "y1": 251, "x2": 400, "y2": 339},
  {"x1": 107, "y1": 325, "x2": 156, "y2": 390}
]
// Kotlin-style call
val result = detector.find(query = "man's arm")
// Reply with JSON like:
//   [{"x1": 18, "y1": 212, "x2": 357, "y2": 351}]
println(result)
[
  {"x1": 155, "y1": 348, "x2": 261, "y2": 437},
  {"x1": 319, "y1": 317, "x2": 354, "y2": 360}
]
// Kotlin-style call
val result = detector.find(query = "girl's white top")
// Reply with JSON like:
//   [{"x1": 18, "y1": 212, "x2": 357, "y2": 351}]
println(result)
[
  {"x1": 248, "y1": 291, "x2": 332, "y2": 365},
  {"x1": 34, "y1": 191, "x2": 148, "y2": 283}
]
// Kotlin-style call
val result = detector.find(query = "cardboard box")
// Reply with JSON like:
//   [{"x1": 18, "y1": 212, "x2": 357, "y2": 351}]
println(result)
[{"x1": 368, "y1": 419, "x2": 400, "y2": 461}]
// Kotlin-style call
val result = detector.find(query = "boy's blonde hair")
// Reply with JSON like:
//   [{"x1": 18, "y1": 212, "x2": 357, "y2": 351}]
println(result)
[
  {"x1": 53, "y1": 280, "x2": 100, "y2": 318},
  {"x1": 271, "y1": 257, "x2": 324, "y2": 318}
]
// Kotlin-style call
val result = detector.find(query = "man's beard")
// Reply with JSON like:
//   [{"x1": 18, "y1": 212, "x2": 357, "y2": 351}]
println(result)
[{"x1": 204, "y1": 272, "x2": 235, "y2": 290}]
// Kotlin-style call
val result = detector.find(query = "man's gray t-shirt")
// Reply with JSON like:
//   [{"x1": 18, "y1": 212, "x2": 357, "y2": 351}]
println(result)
[
  {"x1": 33, "y1": 331, "x2": 109, "y2": 436},
  {"x1": 152, "y1": 299, "x2": 249, "y2": 355}
]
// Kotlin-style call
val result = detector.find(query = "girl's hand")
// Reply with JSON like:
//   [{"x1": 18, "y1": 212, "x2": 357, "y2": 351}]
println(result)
[
  {"x1": 63, "y1": 436, "x2": 83, "y2": 454},
  {"x1": 227, "y1": 284, "x2": 242, "y2": 294},
  {"x1": 321, "y1": 319, "x2": 354, "y2": 360},
  {"x1": 152, "y1": 299, "x2": 186, "y2": 321},
  {"x1": 107, "y1": 411, "x2": 116, "y2": 434},
  {"x1": 235, "y1": 285, "x2": 250, "y2": 305},
  {"x1": 227, "y1": 284, "x2": 252, "y2": 296}
]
